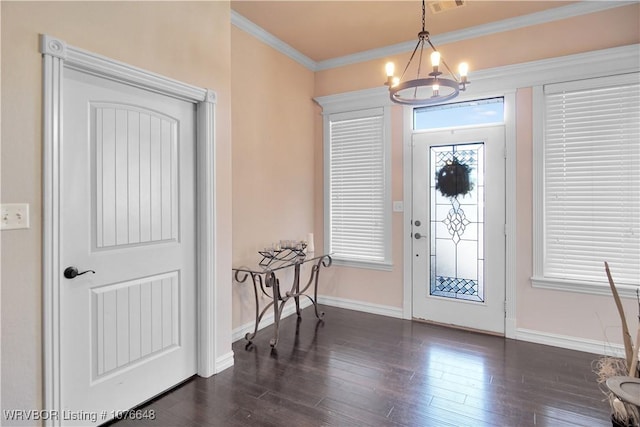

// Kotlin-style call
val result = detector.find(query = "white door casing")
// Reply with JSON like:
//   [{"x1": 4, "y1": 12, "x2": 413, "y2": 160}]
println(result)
[
  {"x1": 412, "y1": 125, "x2": 506, "y2": 334},
  {"x1": 41, "y1": 34, "x2": 226, "y2": 426}
]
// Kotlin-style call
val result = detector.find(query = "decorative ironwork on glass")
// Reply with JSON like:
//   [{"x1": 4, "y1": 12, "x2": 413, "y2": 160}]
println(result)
[{"x1": 430, "y1": 143, "x2": 484, "y2": 302}]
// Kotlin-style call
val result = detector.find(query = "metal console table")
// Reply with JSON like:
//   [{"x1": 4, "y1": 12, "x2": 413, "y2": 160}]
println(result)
[{"x1": 233, "y1": 252, "x2": 332, "y2": 348}]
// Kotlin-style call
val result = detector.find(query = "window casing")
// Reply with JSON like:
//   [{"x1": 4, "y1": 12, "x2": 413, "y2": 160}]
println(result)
[
  {"x1": 324, "y1": 107, "x2": 392, "y2": 269},
  {"x1": 533, "y1": 73, "x2": 640, "y2": 295}
]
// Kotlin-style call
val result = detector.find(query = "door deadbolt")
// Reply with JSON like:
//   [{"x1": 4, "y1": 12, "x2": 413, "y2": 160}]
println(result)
[
  {"x1": 414, "y1": 220, "x2": 421, "y2": 227},
  {"x1": 64, "y1": 266, "x2": 96, "y2": 279}
]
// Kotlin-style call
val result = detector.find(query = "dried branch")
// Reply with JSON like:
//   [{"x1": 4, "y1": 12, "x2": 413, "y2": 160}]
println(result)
[{"x1": 605, "y1": 261, "x2": 635, "y2": 369}]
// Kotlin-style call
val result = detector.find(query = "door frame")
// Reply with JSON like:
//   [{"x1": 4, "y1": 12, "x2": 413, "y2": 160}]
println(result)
[
  {"x1": 402, "y1": 90, "x2": 517, "y2": 338},
  {"x1": 41, "y1": 34, "x2": 224, "y2": 424}
]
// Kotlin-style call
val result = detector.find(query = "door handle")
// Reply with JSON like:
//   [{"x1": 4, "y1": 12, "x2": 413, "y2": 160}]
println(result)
[
  {"x1": 64, "y1": 266, "x2": 96, "y2": 279},
  {"x1": 414, "y1": 232, "x2": 426, "y2": 239}
]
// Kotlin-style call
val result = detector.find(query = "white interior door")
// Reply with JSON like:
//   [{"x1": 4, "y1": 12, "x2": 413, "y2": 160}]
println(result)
[
  {"x1": 60, "y1": 68, "x2": 197, "y2": 424},
  {"x1": 412, "y1": 126, "x2": 505, "y2": 334}
]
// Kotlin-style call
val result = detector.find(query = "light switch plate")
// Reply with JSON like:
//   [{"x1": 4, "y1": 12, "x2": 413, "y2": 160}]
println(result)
[
  {"x1": 393, "y1": 201, "x2": 404, "y2": 212},
  {"x1": 1, "y1": 203, "x2": 30, "y2": 230}
]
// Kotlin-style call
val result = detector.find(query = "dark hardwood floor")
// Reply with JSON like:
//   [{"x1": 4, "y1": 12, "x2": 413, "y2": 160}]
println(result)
[{"x1": 110, "y1": 305, "x2": 611, "y2": 426}]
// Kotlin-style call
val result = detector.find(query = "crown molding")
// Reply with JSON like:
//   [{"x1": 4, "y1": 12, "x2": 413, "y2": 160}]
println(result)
[
  {"x1": 231, "y1": 1, "x2": 636, "y2": 72},
  {"x1": 231, "y1": 10, "x2": 317, "y2": 71},
  {"x1": 314, "y1": 44, "x2": 639, "y2": 113}
]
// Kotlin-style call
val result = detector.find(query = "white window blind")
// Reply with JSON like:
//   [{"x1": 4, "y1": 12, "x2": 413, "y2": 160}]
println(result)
[
  {"x1": 328, "y1": 108, "x2": 389, "y2": 265},
  {"x1": 543, "y1": 74, "x2": 640, "y2": 286}
]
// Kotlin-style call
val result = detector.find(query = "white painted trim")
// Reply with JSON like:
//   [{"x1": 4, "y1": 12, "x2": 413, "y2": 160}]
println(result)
[
  {"x1": 230, "y1": 10, "x2": 317, "y2": 71},
  {"x1": 214, "y1": 351, "x2": 235, "y2": 373},
  {"x1": 314, "y1": 86, "x2": 390, "y2": 114},
  {"x1": 516, "y1": 328, "x2": 625, "y2": 358},
  {"x1": 232, "y1": 298, "x2": 313, "y2": 342},
  {"x1": 41, "y1": 35, "x2": 208, "y2": 103},
  {"x1": 532, "y1": 85, "x2": 545, "y2": 291},
  {"x1": 42, "y1": 51, "x2": 64, "y2": 426},
  {"x1": 40, "y1": 34, "x2": 225, "y2": 425},
  {"x1": 331, "y1": 259, "x2": 393, "y2": 272},
  {"x1": 197, "y1": 92, "x2": 227, "y2": 377},
  {"x1": 317, "y1": 295, "x2": 404, "y2": 319},
  {"x1": 532, "y1": 276, "x2": 640, "y2": 300},
  {"x1": 468, "y1": 45, "x2": 640, "y2": 94},
  {"x1": 231, "y1": 2, "x2": 634, "y2": 72},
  {"x1": 402, "y1": 105, "x2": 413, "y2": 320},
  {"x1": 504, "y1": 91, "x2": 517, "y2": 339}
]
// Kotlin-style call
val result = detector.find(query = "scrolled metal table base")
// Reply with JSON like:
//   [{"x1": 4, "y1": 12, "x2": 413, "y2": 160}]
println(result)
[{"x1": 234, "y1": 255, "x2": 331, "y2": 348}]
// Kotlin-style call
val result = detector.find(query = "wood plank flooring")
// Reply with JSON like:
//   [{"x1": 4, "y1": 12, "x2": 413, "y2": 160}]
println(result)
[{"x1": 109, "y1": 305, "x2": 611, "y2": 426}]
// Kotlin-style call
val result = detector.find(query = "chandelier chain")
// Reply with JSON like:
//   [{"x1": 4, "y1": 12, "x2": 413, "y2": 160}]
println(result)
[{"x1": 422, "y1": 0, "x2": 426, "y2": 32}]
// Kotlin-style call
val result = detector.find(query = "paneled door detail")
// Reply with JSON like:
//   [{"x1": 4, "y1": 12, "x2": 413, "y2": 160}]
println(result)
[
  {"x1": 412, "y1": 126, "x2": 505, "y2": 334},
  {"x1": 61, "y1": 68, "x2": 197, "y2": 424},
  {"x1": 91, "y1": 272, "x2": 180, "y2": 380},
  {"x1": 93, "y1": 103, "x2": 179, "y2": 248}
]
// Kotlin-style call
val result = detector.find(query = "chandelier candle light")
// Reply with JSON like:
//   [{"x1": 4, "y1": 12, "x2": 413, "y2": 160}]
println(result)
[{"x1": 385, "y1": 0, "x2": 469, "y2": 105}]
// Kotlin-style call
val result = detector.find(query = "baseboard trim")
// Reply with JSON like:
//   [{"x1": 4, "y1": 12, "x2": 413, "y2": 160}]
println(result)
[
  {"x1": 516, "y1": 328, "x2": 625, "y2": 358},
  {"x1": 232, "y1": 295, "x2": 624, "y2": 358},
  {"x1": 232, "y1": 297, "x2": 313, "y2": 343},
  {"x1": 505, "y1": 317, "x2": 517, "y2": 339},
  {"x1": 317, "y1": 295, "x2": 404, "y2": 319},
  {"x1": 214, "y1": 351, "x2": 235, "y2": 373}
]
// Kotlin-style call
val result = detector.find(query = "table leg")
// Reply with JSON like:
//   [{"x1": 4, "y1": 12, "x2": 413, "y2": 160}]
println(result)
[
  {"x1": 269, "y1": 272, "x2": 282, "y2": 348},
  {"x1": 235, "y1": 271, "x2": 276, "y2": 344},
  {"x1": 297, "y1": 256, "x2": 331, "y2": 319},
  {"x1": 294, "y1": 263, "x2": 301, "y2": 317}
]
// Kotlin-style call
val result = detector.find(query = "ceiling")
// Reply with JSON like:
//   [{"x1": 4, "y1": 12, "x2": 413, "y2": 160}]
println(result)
[{"x1": 230, "y1": 1, "x2": 581, "y2": 63}]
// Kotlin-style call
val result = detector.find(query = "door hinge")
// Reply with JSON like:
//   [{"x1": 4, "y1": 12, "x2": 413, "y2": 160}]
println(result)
[
  {"x1": 504, "y1": 224, "x2": 508, "y2": 236},
  {"x1": 504, "y1": 301, "x2": 508, "y2": 314}
]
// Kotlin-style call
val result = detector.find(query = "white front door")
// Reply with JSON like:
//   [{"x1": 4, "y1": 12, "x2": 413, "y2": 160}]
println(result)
[
  {"x1": 412, "y1": 126, "x2": 506, "y2": 334},
  {"x1": 60, "y1": 68, "x2": 197, "y2": 423}
]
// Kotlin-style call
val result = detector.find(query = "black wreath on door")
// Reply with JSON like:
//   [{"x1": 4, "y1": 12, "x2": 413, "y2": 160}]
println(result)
[{"x1": 435, "y1": 158, "x2": 474, "y2": 198}]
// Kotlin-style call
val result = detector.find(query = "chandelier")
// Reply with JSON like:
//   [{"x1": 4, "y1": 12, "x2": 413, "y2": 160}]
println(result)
[{"x1": 385, "y1": 0, "x2": 469, "y2": 106}]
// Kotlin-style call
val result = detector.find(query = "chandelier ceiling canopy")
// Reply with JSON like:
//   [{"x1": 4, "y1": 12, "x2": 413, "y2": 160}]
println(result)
[{"x1": 385, "y1": 0, "x2": 470, "y2": 106}]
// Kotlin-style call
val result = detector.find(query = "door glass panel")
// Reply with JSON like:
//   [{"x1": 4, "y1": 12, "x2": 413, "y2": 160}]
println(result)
[{"x1": 430, "y1": 143, "x2": 484, "y2": 302}]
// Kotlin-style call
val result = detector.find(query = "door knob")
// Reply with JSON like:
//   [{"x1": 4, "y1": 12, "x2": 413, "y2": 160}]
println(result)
[
  {"x1": 414, "y1": 232, "x2": 424, "y2": 239},
  {"x1": 64, "y1": 266, "x2": 95, "y2": 279}
]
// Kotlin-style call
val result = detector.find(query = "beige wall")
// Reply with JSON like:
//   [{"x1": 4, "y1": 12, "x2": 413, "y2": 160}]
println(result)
[
  {"x1": 1, "y1": 0, "x2": 232, "y2": 419},
  {"x1": 313, "y1": 4, "x2": 640, "y2": 345},
  {"x1": 230, "y1": 27, "x2": 316, "y2": 328}
]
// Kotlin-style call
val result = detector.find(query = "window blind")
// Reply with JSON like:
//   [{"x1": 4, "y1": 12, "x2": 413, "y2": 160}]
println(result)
[
  {"x1": 544, "y1": 74, "x2": 640, "y2": 286},
  {"x1": 329, "y1": 110, "x2": 387, "y2": 264}
]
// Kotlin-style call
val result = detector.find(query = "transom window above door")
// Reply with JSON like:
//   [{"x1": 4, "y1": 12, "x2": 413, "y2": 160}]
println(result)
[{"x1": 414, "y1": 97, "x2": 505, "y2": 131}]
